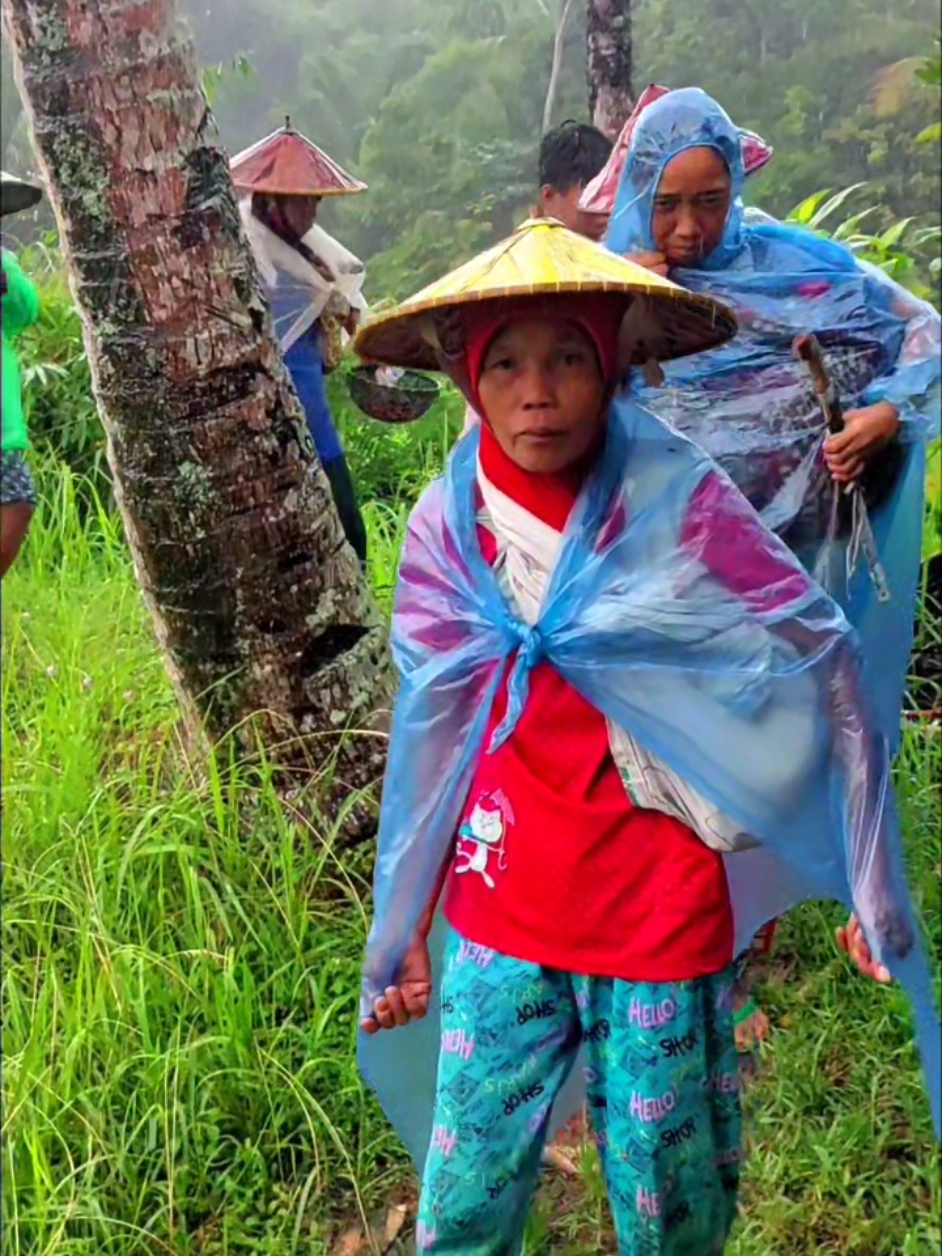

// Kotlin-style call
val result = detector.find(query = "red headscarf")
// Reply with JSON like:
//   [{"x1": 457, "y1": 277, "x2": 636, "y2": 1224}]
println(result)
[
  {"x1": 461, "y1": 295, "x2": 623, "y2": 417},
  {"x1": 459, "y1": 295, "x2": 623, "y2": 506}
]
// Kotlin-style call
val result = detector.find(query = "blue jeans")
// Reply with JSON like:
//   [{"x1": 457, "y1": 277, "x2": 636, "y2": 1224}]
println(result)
[
  {"x1": 284, "y1": 342, "x2": 366, "y2": 564},
  {"x1": 323, "y1": 454, "x2": 367, "y2": 566},
  {"x1": 284, "y1": 337, "x2": 343, "y2": 465}
]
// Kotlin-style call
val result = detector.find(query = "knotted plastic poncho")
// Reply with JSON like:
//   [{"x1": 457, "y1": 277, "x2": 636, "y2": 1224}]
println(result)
[
  {"x1": 358, "y1": 406, "x2": 940, "y2": 1164},
  {"x1": 605, "y1": 88, "x2": 941, "y2": 747}
]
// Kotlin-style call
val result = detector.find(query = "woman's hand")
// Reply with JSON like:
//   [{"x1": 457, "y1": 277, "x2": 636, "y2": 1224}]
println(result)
[
  {"x1": 625, "y1": 250, "x2": 670, "y2": 278},
  {"x1": 360, "y1": 935, "x2": 433, "y2": 1034},
  {"x1": 823, "y1": 403, "x2": 901, "y2": 484},
  {"x1": 311, "y1": 254, "x2": 335, "y2": 284},
  {"x1": 836, "y1": 913, "x2": 892, "y2": 984}
]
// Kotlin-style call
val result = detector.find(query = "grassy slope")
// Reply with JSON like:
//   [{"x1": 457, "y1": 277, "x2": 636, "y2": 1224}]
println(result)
[{"x1": 3, "y1": 462, "x2": 940, "y2": 1256}]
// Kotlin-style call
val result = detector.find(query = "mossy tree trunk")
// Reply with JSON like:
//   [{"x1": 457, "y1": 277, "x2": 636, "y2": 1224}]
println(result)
[
  {"x1": 586, "y1": 0, "x2": 634, "y2": 140},
  {"x1": 3, "y1": 0, "x2": 394, "y2": 835}
]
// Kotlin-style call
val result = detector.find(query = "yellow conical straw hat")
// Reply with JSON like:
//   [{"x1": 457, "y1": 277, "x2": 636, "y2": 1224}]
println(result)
[{"x1": 354, "y1": 218, "x2": 736, "y2": 371}]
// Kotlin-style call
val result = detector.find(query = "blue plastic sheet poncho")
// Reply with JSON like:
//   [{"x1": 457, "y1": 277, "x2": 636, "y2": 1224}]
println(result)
[
  {"x1": 605, "y1": 88, "x2": 942, "y2": 748},
  {"x1": 358, "y1": 407, "x2": 941, "y2": 1165}
]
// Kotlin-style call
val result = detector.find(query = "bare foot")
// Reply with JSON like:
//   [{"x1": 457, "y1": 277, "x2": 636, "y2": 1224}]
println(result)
[
  {"x1": 734, "y1": 1004, "x2": 770, "y2": 1054},
  {"x1": 541, "y1": 1108, "x2": 589, "y2": 1177},
  {"x1": 541, "y1": 1144, "x2": 579, "y2": 1176}
]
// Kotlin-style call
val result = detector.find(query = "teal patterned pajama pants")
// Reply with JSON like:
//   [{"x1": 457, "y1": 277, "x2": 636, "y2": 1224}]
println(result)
[{"x1": 416, "y1": 928, "x2": 742, "y2": 1255}]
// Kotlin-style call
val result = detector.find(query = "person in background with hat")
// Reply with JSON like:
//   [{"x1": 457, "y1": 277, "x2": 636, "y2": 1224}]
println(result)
[
  {"x1": 1, "y1": 172, "x2": 42, "y2": 579},
  {"x1": 232, "y1": 122, "x2": 369, "y2": 565},
  {"x1": 353, "y1": 220, "x2": 936, "y2": 1253}
]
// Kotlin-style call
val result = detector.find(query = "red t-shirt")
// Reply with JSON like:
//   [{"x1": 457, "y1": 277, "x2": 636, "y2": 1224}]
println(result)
[{"x1": 443, "y1": 428, "x2": 736, "y2": 982}]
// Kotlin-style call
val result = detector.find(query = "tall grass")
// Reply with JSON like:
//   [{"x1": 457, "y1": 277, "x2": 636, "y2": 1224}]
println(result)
[
  {"x1": 3, "y1": 464, "x2": 407, "y2": 1256},
  {"x1": 4, "y1": 459, "x2": 941, "y2": 1255}
]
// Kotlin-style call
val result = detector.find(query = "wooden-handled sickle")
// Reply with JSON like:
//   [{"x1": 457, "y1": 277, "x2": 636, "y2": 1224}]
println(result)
[{"x1": 792, "y1": 333, "x2": 890, "y2": 602}]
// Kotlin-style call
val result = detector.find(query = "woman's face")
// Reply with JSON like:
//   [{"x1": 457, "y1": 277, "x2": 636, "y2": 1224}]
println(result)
[
  {"x1": 651, "y1": 147, "x2": 731, "y2": 267},
  {"x1": 280, "y1": 195, "x2": 321, "y2": 239},
  {"x1": 476, "y1": 318, "x2": 607, "y2": 475},
  {"x1": 538, "y1": 184, "x2": 608, "y2": 242}
]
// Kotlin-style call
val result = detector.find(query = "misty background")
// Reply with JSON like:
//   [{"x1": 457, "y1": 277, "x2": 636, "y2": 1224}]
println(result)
[{"x1": 2, "y1": 0, "x2": 940, "y2": 300}]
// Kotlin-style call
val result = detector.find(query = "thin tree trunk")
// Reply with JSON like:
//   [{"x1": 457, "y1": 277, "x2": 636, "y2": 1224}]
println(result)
[
  {"x1": 3, "y1": 0, "x2": 394, "y2": 836},
  {"x1": 543, "y1": 0, "x2": 575, "y2": 134},
  {"x1": 586, "y1": 0, "x2": 634, "y2": 140}
]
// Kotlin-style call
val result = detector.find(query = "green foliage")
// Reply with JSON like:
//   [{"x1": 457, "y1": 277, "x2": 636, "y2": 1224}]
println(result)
[
  {"x1": 786, "y1": 188, "x2": 942, "y2": 299},
  {"x1": 359, "y1": 211, "x2": 492, "y2": 305},
  {"x1": 2, "y1": 468, "x2": 401, "y2": 1255},
  {"x1": 174, "y1": 0, "x2": 942, "y2": 306},
  {"x1": 916, "y1": 35, "x2": 942, "y2": 84},
  {"x1": 180, "y1": 0, "x2": 939, "y2": 303},
  {"x1": 11, "y1": 0, "x2": 942, "y2": 297},
  {"x1": 925, "y1": 441, "x2": 942, "y2": 564},
  {"x1": 201, "y1": 53, "x2": 255, "y2": 108}
]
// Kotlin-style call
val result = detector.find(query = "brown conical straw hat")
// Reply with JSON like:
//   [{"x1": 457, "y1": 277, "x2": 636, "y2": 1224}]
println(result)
[
  {"x1": 230, "y1": 119, "x2": 367, "y2": 198},
  {"x1": 354, "y1": 219, "x2": 736, "y2": 371}
]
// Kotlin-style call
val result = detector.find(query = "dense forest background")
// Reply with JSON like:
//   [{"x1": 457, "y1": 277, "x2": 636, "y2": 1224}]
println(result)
[{"x1": 3, "y1": 0, "x2": 940, "y2": 300}]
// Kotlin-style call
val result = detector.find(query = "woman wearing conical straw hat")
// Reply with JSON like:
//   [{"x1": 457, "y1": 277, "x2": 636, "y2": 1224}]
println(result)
[
  {"x1": 353, "y1": 219, "x2": 940, "y2": 1252},
  {"x1": 231, "y1": 121, "x2": 369, "y2": 564}
]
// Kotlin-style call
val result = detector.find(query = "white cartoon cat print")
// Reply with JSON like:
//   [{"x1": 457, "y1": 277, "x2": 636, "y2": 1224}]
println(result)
[{"x1": 455, "y1": 790, "x2": 515, "y2": 889}]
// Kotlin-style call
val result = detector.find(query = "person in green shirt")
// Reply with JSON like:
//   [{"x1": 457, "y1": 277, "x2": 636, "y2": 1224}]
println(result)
[{"x1": 1, "y1": 172, "x2": 42, "y2": 578}]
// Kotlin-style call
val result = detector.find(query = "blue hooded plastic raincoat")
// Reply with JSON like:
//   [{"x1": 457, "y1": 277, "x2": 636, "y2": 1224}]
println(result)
[
  {"x1": 358, "y1": 404, "x2": 941, "y2": 1165},
  {"x1": 605, "y1": 88, "x2": 941, "y2": 748}
]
